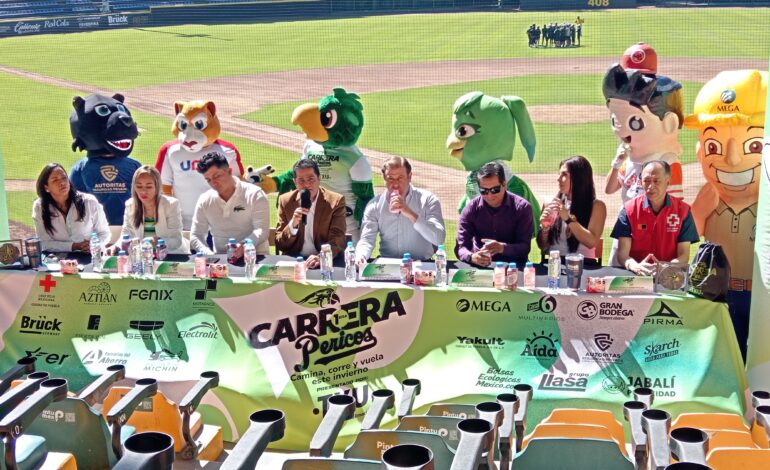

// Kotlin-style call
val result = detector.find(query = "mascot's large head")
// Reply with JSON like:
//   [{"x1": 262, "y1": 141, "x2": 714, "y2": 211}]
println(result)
[
  {"x1": 172, "y1": 100, "x2": 221, "y2": 153},
  {"x1": 684, "y1": 70, "x2": 767, "y2": 204},
  {"x1": 70, "y1": 93, "x2": 138, "y2": 158},
  {"x1": 291, "y1": 88, "x2": 364, "y2": 149},
  {"x1": 446, "y1": 91, "x2": 536, "y2": 172},
  {"x1": 602, "y1": 64, "x2": 684, "y2": 162}
]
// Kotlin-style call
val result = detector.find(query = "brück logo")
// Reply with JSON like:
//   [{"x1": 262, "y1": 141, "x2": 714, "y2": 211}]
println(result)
[{"x1": 20, "y1": 315, "x2": 62, "y2": 336}]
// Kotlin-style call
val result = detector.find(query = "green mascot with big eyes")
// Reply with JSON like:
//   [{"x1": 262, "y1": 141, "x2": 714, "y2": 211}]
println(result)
[{"x1": 446, "y1": 91, "x2": 540, "y2": 233}]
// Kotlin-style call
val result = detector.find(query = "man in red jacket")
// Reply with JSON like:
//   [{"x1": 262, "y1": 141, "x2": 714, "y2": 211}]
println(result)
[{"x1": 611, "y1": 160, "x2": 700, "y2": 275}]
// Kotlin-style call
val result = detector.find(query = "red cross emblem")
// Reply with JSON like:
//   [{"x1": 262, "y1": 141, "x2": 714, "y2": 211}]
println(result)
[{"x1": 39, "y1": 274, "x2": 57, "y2": 293}]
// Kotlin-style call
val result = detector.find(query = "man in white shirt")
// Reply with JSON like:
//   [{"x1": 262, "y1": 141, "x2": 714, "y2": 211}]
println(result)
[
  {"x1": 356, "y1": 157, "x2": 445, "y2": 262},
  {"x1": 275, "y1": 160, "x2": 347, "y2": 268},
  {"x1": 190, "y1": 152, "x2": 269, "y2": 257}
]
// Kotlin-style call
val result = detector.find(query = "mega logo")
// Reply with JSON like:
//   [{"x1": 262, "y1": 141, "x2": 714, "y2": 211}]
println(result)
[
  {"x1": 456, "y1": 336, "x2": 504, "y2": 347},
  {"x1": 526, "y1": 295, "x2": 557, "y2": 313},
  {"x1": 538, "y1": 373, "x2": 588, "y2": 392},
  {"x1": 455, "y1": 298, "x2": 511, "y2": 313},
  {"x1": 521, "y1": 331, "x2": 558, "y2": 358},
  {"x1": 24, "y1": 347, "x2": 69, "y2": 365},
  {"x1": 250, "y1": 290, "x2": 406, "y2": 372},
  {"x1": 644, "y1": 302, "x2": 684, "y2": 326},
  {"x1": 644, "y1": 337, "x2": 680, "y2": 362},
  {"x1": 717, "y1": 89, "x2": 739, "y2": 112},
  {"x1": 79, "y1": 282, "x2": 116, "y2": 304},
  {"x1": 82, "y1": 350, "x2": 129, "y2": 365},
  {"x1": 577, "y1": 300, "x2": 634, "y2": 321},
  {"x1": 128, "y1": 289, "x2": 173, "y2": 301},
  {"x1": 178, "y1": 321, "x2": 219, "y2": 339},
  {"x1": 19, "y1": 315, "x2": 62, "y2": 336},
  {"x1": 627, "y1": 376, "x2": 677, "y2": 397}
]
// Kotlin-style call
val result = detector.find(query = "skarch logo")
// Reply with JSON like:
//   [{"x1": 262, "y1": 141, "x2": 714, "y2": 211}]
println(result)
[
  {"x1": 644, "y1": 302, "x2": 684, "y2": 326},
  {"x1": 644, "y1": 337, "x2": 680, "y2": 362},
  {"x1": 526, "y1": 295, "x2": 557, "y2": 313},
  {"x1": 521, "y1": 331, "x2": 559, "y2": 358}
]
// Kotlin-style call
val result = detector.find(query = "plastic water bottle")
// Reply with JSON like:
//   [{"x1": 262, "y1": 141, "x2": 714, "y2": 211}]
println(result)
[
  {"x1": 117, "y1": 250, "x2": 128, "y2": 275},
  {"x1": 506, "y1": 262, "x2": 518, "y2": 291},
  {"x1": 156, "y1": 239, "x2": 168, "y2": 261},
  {"x1": 226, "y1": 238, "x2": 238, "y2": 264},
  {"x1": 344, "y1": 242, "x2": 356, "y2": 282},
  {"x1": 547, "y1": 250, "x2": 561, "y2": 288},
  {"x1": 400, "y1": 257, "x2": 410, "y2": 284},
  {"x1": 89, "y1": 232, "x2": 102, "y2": 272},
  {"x1": 320, "y1": 244, "x2": 333, "y2": 281},
  {"x1": 119, "y1": 234, "x2": 131, "y2": 253},
  {"x1": 194, "y1": 252, "x2": 207, "y2": 278},
  {"x1": 294, "y1": 256, "x2": 306, "y2": 282},
  {"x1": 141, "y1": 238, "x2": 154, "y2": 276},
  {"x1": 243, "y1": 239, "x2": 257, "y2": 280},
  {"x1": 524, "y1": 261, "x2": 536, "y2": 288},
  {"x1": 130, "y1": 238, "x2": 142, "y2": 274},
  {"x1": 494, "y1": 261, "x2": 507, "y2": 288},
  {"x1": 435, "y1": 244, "x2": 447, "y2": 287},
  {"x1": 404, "y1": 252, "x2": 413, "y2": 284}
]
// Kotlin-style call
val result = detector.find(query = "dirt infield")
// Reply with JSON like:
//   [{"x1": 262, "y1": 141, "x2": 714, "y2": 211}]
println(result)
[{"x1": 1, "y1": 55, "x2": 763, "y2": 229}]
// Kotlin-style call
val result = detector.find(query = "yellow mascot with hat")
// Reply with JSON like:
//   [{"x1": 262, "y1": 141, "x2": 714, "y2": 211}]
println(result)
[{"x1": 685, "y1": 69, "x2": 768, "y2": 359}]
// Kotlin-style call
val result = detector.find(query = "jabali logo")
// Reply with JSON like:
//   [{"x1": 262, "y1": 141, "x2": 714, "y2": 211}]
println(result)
[
  {"x1": 82, "y1": 349, "x2": 129, "y2": 366},
  {"x1": 627, "y1": 375, "x2": 677, "y2": 397},
  {"x1": 79, "y1": 282, "x2": 116, "y2": 304},
  {"x1": 178, "y1": 321, "x2": 219, "y2": 340},
  {"x1": 455, "y1": 298, "x2": 510, "y2": 313},
  {"x1": 296, "y1": 288, "x2": 340, "y2": 308},
  {"x1": 521, "y1": 330, "x2": 559, "y2": 358},
  {"x1": 577, "y1": 301, "x2": 634, "y2": 321},
  {"x1": 526, "y1": 295, "x2": 557, "y2": 313},
  {"x1": 644, "y1": 302, "x2": 684, "y2": 327},
  {"x1": 250, "y1": 290, "x2": 406, "y2": 372}
]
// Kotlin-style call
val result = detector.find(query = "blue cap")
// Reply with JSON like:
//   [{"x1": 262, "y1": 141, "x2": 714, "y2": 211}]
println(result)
[
  {"x1": 404, "y1": 253, "x2": 412, "y2": 259},
  {"x1": 228, "y1": 238, "x2": 236, "y2": 243},
  {"x1": 296, "y1": 256, "x2": 304, "y2": 262},
  {"x1": 508, "y1": 262, "x2": 517, "y2": 268},
  {"x1": 437, "y1": 244, "x2": 445, "y2": 250},
  {"x1": 118, "y1": 250, "x2": 126, "y2": 256},
  {"x1": 122, "y1": 234, "x2": 130, "y2": 239},
  {"x1": 244, "y1": 239, "x2": 254, "y2": 244},
  {"x1": 157, "y1": 239, "x2": 165, "y2": 244},
  {"x1": 196, "y1": 252, "x2": 204, "y2": 257},
  {"x1": 526, "y1": 261, "x2": 534, "y2": 267},
  {"x1": 347, "y1": 241, "x2": 353, "y2": 247},
  {"x1": 496, "y1": 262, "x2": 505, "y2": 267}
]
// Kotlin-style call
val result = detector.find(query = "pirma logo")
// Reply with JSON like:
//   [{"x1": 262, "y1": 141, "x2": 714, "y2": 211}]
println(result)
[
  {"x1": 720, "y1": 89, "x2": 736, "y2": 104},
  {"x1": 644, "y1": 302, "x2": 684, "y2": 326},
  {"x1": 456, "y1": 299, "x2": 470, "y2": 312},
  {"x1": 577, "y1": 300, "x2": 598, "y2": 320},
  {"x1": 526, "y1": 295, "x2": 557, "y2": 313},
  {"x1": 521, "y1": 331, "x2": 559, "y2": 358},
  {"x1": 593, "y1": 333, "x2": 613, "y2": 352}
]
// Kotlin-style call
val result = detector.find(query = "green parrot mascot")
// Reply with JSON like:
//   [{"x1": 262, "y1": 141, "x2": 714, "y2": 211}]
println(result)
[
  {"x1": 248, "y1": 88, "x2": 374, "y2": 241},
  {"x1": 446, "y1": 91, "x2": 540, "y2": 233}
]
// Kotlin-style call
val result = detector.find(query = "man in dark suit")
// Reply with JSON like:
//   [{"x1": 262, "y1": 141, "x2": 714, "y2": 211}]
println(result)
[{"x1": 276, "y1": 159, "x2": 347, "y2": 268}]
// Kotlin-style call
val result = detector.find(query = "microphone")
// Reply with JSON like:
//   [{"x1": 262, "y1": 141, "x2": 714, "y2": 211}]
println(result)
[{"x1": 300, "y1": 189, "x2": 311, "y2": 226}]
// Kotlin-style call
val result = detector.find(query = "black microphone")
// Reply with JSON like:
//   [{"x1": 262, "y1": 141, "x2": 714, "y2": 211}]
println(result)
[{"x1": 300, "y1": 189, "x2": 311, "y2": 226}]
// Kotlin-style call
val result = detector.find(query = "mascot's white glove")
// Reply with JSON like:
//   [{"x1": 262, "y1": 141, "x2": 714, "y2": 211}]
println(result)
[
  {"x1": 611, "y1": 143, "x2": 630, "y2": 170},
  {"x1": 245, "y1": 165, "x2": 274, "y2": 184}
]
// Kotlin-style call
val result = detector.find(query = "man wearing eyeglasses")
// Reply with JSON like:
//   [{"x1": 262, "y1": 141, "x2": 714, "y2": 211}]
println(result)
[
  {"x1": 276, "y1": 159, "x2": 347, "y2": 269},
  {"x1": 456, "y1": 162, "x2": 533, "y2": 267},
  {"x1": 356, "y1": 157, "x2": 445, "y2": 262}
]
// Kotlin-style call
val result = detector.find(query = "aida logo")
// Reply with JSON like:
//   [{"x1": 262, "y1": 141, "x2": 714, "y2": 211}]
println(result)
[{"x1": 521, "y1": 330, "x2": 559, "y2": 358}]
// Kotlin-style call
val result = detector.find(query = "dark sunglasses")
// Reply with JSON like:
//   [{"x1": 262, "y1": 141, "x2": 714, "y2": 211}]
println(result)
[{"x1": 479, "y1": 185, "x2": 503, "y2": 195}]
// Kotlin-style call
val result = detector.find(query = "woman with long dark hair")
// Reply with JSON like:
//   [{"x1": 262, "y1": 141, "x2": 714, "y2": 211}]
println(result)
[
  {"x1": 113, "y1": 165, "x2": 186, "y2": 253},
  {"x1": 537, "y1": 156, "x2": 606, "y2": 258},
  {"x1": 32, "y1": 163, "x2": 110, "y2": 252}
]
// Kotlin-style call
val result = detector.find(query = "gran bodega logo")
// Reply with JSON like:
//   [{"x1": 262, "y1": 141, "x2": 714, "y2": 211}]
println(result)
[
  {"x1": 250, "y1": 289, "x2": 406, "y2": 372},
  {"x1": 577, "y1": 300, "x2": 633, "y2": 321}
]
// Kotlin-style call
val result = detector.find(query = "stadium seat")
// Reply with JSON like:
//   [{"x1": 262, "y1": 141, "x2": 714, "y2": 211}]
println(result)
[
  {"x1": 542, "y1": 408, "x2": 626, "y2": 452},
  {"x1": 513, "y1": 437, "x2": 634, "y2": 469},
  {"x1": 522, "y1": 423, "x2": 626, "y2": 456},
  {"x1": 343, "y1": 430, "x2": 455, "y2": 468},
  {"x1": 707, "y1": 448, "x2": 770, "y2": 469},
  {"x1": 705, "y1": 429, "x2": 758, "y2": 451},
  {"x1": 672, "y1": 413, "x2": 750, "y2": 433}
]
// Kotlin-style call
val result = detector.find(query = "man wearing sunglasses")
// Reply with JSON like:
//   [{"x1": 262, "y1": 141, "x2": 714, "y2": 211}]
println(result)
[{"x1": 456, "y1": 162, "x2": 533, "y2": 267}]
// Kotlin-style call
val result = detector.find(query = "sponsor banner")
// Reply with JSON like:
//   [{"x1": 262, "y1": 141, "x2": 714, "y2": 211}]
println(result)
[
  {"x1": 0, "y1": 13, "x2": 150, "y2": 38},
  {"x1": 0, "y1": 272, "x2": 747, "y2": 449},
  {"x1": 0, "y1": 141, "x2": 8, "y2": 239}
]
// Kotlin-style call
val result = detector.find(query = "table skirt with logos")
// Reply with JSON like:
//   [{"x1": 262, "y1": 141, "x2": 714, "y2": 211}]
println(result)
[{"x1": 0, "y1": 270, "x2": 747, "y2": 450}]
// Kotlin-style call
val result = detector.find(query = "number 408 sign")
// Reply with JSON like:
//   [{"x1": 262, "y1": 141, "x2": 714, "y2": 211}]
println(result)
[{"x1": 588, "y1": 0, "x2": 610, "y2": 6}]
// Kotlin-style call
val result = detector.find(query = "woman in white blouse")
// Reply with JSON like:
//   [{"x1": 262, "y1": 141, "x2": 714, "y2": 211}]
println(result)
[
  {"x1": 32, "y1": 163, "x2": 110, "y2": 252},
  {"x1": 115, "y1": 165, "x2": 187, "y2": 254}
]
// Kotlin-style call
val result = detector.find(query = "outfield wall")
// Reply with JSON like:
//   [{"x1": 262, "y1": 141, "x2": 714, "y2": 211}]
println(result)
[{"x1": 520, "y1": 0, "x2": 636, "y2": 9}]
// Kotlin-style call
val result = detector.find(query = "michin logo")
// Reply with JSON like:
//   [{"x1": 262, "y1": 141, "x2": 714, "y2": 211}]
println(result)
[
  {"x1": 80, "y1": 282, "x2": 116, "y2": 304},
  {"x1": 521, "y1": 331, "x2": 558, "y2": 358},
  {"x1": 526, "y1": 295, "x2": 557, "y2": 313},
  {"x1": 250, "y1": 290, "x2": 406, "y2": 372},
  {"x1": 195, "y1": 280, "x2": 218, "y2": 301},
  {"x1": 644, "y1": 302, "x2": 684, "y2": 326},
  {"x1": 178, "y1": 321, "x2": 219, "y2": 339}
]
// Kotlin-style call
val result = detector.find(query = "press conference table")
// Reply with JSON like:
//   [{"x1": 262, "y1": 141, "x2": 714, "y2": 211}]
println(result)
[{"x1": 0, "y1": 263, "x2": 747, "y2": 450}]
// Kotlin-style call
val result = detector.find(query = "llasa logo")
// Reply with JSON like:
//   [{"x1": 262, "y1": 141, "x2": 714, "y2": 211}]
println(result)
[
  {"x1": 593, "y1": 333, "x2": 613, "y2": 352},
  {"x1": 526, "y1": 295, "x2": 557, "y2": 313},
  {"x1": 456, "y1": 299, "x2": 470, "y2": 312},
  {"x1": 577, "y1": 300, "x2": 598, "y2": 320}
]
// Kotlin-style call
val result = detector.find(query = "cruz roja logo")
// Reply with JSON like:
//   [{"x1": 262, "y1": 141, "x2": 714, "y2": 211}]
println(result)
[
  {"x1": 644, "y1": 302, "x2": 684, "y2": 326},
  {"x1": 19, "y1": 315, "x2": 62, "y2": 336},
  {"x1": 521, "y1": 331, "x2": 558, "y2": 358},
  {"x1": 251, "y1": 290, "x2": 406, "y2": 372},
  {"x1": 538, "y1": 373, "x2": 588, "y2": 392},
  {"x1": 526, "y1": 296, "x2": 557, "y2": 314},
  {"x1": 577, "y1": 300, "x2": 633, "y2": 321},
  {"x1": 178, "y1": 321, "x2": 218, "y2": 339},
  {"x1": 82, "y1": 349, "x2": 129, "y2": 366},
  {"x1": 79, "y1": 282, "x2": 116, "y2": 304},
  {"x1": 195, "y1": 280, "x2": 218, "y2": 301},
  {"x1": 25, "y1": 347, "x2": 69, "y2": 365}
]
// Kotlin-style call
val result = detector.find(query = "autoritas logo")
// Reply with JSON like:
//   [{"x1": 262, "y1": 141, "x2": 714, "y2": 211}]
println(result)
[
  {"x1": 577, "y1": 300, "x2": 633, "y2": 321},
  {"x1": 250, "y1": 289, "x2": 406, "y2": 373},
  {"x1": 456, "y1": 298, "x2": 511, "y2": 313},
  {"x1": 585, "y1": 333, "x2": 622, "y2": 364}
]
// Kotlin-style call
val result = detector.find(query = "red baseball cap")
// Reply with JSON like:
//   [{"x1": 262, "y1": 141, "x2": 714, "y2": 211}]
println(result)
[{"x1": 621, "y1": 42, "x2": 657, "y2": 74}]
